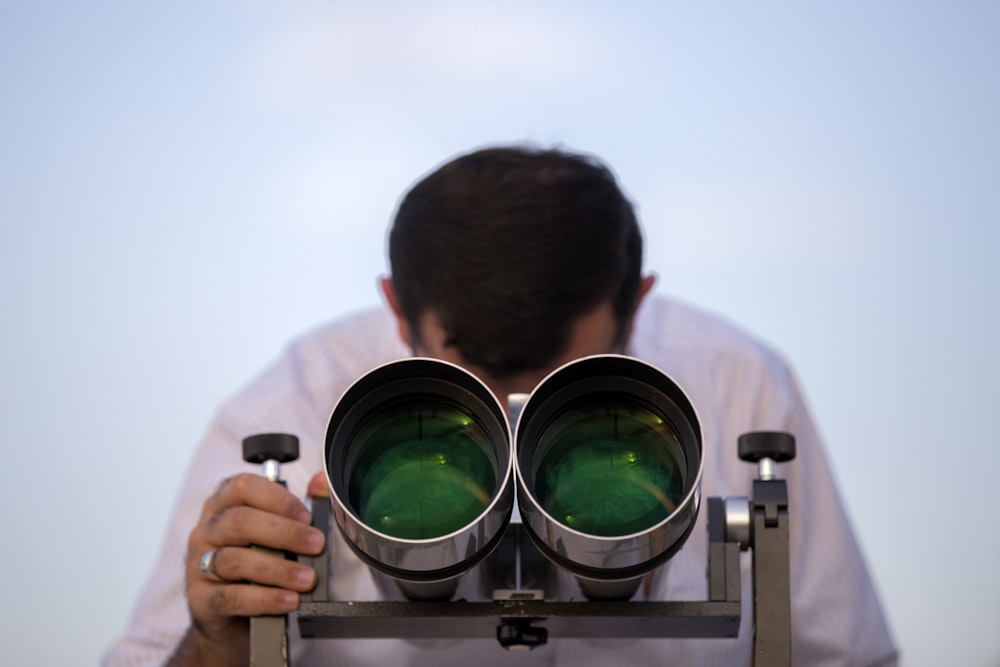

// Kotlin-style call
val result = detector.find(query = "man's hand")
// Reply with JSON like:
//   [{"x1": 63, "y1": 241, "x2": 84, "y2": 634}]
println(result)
[{"x1": 168, "y1": 472, "x2": 328, "y2": 666}]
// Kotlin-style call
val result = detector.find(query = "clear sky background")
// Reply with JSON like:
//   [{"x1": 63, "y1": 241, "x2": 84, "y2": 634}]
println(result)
[{"x1": 2, "y1": 2, "x2": 998, "y2": 665}]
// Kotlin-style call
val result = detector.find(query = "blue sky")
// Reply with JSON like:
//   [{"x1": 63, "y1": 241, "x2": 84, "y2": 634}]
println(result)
[{"x1": 1, "y1": 2, "x2": 998, "y2": 664}]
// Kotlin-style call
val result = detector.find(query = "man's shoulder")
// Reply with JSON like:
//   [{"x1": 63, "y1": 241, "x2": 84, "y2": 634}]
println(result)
[
  {"x1": 277, "y1": 305, "x2": 409, "y2": 383},
  {"x1": 635, "y1": 294, "x2": 776, "y2": 350},
  {"x1": 220, "y1": 306, "x2": 407, "y2": 422},
  {"x1": 293, "y1": 306, "x2": 401, "y2": 354},
  {"x1": 633, "y1": 294, "x2": 792, "y2": 382}
]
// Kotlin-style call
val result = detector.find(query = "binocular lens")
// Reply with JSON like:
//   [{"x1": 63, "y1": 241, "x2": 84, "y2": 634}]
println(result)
[
  {"x1": 515, "y1": 355, "x2": 703, "y2": 598},
  {"x1": 532, "y1": 396, "x2": 684, "y2": 537},
  {"x1": 326, "y1": 358, "x2": 513, "y2": 598},
  {"x1": 347, "y1": 399, "x2": 497, "y2": 540},
  {"x1": 326, "y1": 355, "x2": 700, "y2": 601}
]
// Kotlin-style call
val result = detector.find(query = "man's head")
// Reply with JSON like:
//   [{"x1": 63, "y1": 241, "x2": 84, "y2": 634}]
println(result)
[{"x1": 383, "y1": 145, "x2": 654, "y2": 397}]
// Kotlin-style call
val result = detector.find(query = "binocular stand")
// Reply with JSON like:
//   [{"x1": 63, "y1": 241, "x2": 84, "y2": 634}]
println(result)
[{"x1": 244, "y1": 431, "x2": 795, "y2": 667}]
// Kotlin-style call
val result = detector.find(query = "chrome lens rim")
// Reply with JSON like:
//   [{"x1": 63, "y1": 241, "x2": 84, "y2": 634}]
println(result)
[
  {"x1": 514, "y1": 354, "x2": 704, "y2": 580},
  {"x1": 325, "y1": 358, "x2": 514, "y2": 581}
]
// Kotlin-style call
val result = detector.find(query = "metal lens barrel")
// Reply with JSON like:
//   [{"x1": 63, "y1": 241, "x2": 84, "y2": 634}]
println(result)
[
  {"x1": 515, "y1": 355, "x2": 703, "y2": 600},
  {"x1": 325, "y1": 358, "x2": 514, "y2": 600}
]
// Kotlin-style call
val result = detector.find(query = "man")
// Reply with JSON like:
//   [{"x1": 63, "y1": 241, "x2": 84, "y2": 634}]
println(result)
[{"x1": 105, "y1": 145, "x2": 898, "y2": 666}]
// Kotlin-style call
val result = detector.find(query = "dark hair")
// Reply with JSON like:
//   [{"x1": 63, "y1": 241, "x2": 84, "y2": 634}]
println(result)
[{"x1": 388, "y1": 145, "x2": 643, "y2": 377}]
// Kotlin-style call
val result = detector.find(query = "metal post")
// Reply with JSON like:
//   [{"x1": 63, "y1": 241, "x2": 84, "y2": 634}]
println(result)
[
  {"x1": 243, "y1": 434, "x2": 300, "y2": 667},
  {"x1": 749, "y1": 477, "x2": 791, "y2": 667}
]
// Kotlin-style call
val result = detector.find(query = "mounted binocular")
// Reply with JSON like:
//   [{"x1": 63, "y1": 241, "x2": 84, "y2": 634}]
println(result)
[
  {"x1": 324, "y1": 354, "x2": 703, "y2": 601},
  {"x1": 243, "y1": 355, "x2": 795, "y2": 666}
]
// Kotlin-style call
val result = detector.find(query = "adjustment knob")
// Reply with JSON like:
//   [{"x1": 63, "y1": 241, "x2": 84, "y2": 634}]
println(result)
[
  {"x1": 738, "y1": 431, "x2": 796, "y2": 463},
  {"x1": 243, "y1": 433, "x2": 300, "y2": 464}
]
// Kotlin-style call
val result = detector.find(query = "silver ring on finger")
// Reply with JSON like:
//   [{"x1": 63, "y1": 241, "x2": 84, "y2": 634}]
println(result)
[{"x1": 199, "y1": 548, "x2": 222, "y2": 581}]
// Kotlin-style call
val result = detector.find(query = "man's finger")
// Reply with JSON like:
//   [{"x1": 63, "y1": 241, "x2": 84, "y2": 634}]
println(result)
[
  {"x1": 202, "y1": 505, "x2": 325, "y2": 555},
  {"x1": 203, "y1": 473, "x2": 312, "y2": 525},
  {"x1": 307, "y1": 471, "x2": 328, "y2": 498},
  {"x1": 191, "y1": 582, "x2": 301, "y2": 621},
  {"x1": 203, "y1": 546, "x2": 317, "y2": 591}
]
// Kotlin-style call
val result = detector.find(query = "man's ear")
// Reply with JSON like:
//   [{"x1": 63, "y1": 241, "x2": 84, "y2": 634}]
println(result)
[
  {"x1": 636, "y1": 273, "x2": 656, "y2": 309},
  {"x1": 622, "y1": 273, "x2": 657, "y2": 343},
  {"x1": 380, "y1": 276, "x2": 413, "y2": 349}
]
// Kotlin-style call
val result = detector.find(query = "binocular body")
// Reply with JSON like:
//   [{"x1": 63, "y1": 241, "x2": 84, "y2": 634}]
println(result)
[{"x1": 324, "y1": 354, "x2": 704, "y2": 601}]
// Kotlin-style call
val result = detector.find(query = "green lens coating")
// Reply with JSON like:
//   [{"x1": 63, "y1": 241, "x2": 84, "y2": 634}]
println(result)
[
  {"x1": 347, "y1": 399, "x2": 497, "y2": 540},
  {"x1": 533, "y1": 396, "x2": 684, "y2": 537}
]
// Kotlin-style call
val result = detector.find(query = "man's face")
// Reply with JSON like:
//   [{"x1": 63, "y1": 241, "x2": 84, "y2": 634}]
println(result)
[{"x1": 411, "y1": 300, "x2": 622, "y2": 403}]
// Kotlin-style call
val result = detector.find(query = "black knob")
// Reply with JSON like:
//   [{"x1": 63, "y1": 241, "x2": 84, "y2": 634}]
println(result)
[
  {"x1": 497, "y1": 623, "x2": 548, "y2": 650},
  {"x1": 738, "y1": 431, "x2": 796, "y2": 463},
  {"x1": 242, "y1": 433, "x2": 300, "y2": 464}
]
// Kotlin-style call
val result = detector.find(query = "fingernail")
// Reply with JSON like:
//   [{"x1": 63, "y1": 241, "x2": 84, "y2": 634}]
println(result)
[
  {"x1": 295, "y1": 567, "x2": 315, "y2": 587},
  {"x1": 297, "y1": 509, "x2": 313, "y2": 524},
  {"x1": 279, "y1": 591, "x2": 299, "y2": 609},
  {"x1": 306, "y1": 529, "x2": 325, "y2": 550}
]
